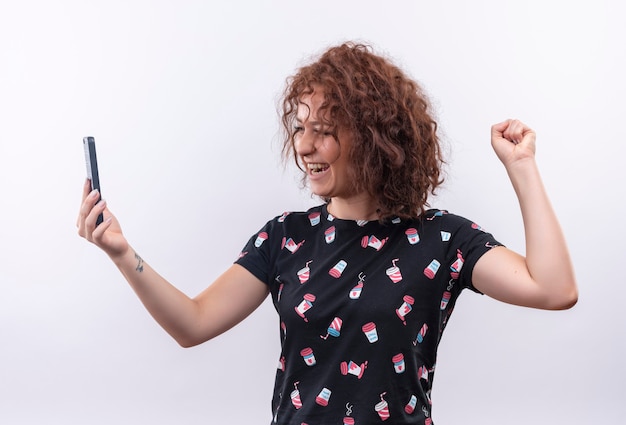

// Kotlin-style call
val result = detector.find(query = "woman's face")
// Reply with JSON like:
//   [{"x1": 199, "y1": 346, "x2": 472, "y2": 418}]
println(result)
[{"x1": 293, "y1": 89, "x2": 356, "y2": 201}]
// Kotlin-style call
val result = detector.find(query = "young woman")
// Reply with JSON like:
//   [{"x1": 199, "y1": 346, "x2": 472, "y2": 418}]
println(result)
[{"x1": 77, "y1": 42, "x2": 577, "y2": 424}]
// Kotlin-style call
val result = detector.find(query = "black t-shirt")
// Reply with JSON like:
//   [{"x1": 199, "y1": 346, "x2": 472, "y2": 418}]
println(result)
[{"x1": 236, "y1": 205, "x2": 502, "y2": 424}]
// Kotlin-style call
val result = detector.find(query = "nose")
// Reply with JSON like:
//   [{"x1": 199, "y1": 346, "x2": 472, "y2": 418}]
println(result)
[{"x1": 294, "y1": 129, "x2": 316, "y2": 157}]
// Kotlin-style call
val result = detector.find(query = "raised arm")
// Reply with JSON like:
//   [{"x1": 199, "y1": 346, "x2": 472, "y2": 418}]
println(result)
[
  {"x1": 77, "y1": 179, "x2": 269, "y2": 347},
  {"x1": 472, "y1": 119, "x2": 578, "y2": 310}
]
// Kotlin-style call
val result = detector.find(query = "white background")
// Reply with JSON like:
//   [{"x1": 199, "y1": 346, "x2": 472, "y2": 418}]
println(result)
[{"x1": 0, "y1": 1, "x2": 623, "y2": 424}]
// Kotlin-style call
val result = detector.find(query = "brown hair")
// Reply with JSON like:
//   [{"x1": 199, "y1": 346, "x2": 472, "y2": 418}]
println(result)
[{"x1": 281, "y1": 42, "x2": 444, "y2": 220}]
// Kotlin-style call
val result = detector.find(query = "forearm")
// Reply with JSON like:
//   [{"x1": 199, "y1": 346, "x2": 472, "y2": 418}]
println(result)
[
  {"x1": 110, "y1": 247, "x2": 202, "y2": 346},
  {"x1": 506, "y1": 159, "x2": 577, "y2": 304}
]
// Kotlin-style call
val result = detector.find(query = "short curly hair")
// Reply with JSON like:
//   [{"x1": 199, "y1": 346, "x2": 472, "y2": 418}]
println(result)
[{"x1": 281, "y1": 42, "x2": 444, "y2": 220}]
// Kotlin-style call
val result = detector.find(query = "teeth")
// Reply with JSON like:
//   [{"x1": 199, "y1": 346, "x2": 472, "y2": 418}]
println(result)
[{"x1": 307, "y1": 163, "x2": 329, "y2": 173}]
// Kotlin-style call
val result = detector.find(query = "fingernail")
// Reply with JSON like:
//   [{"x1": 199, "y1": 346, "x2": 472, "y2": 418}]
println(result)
[{"x1": 90, "y1": 189, "x2": 99, "y2": 198}]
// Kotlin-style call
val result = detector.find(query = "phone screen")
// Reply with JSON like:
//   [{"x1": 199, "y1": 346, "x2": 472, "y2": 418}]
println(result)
[{"x1": 83, "y1": 136, "x2": 103, "y2": 225}]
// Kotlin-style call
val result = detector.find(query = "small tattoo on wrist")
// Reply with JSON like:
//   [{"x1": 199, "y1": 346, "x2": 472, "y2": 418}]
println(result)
[{"x1": 134, "y1": 252, "x2": 144, "y2": 273}]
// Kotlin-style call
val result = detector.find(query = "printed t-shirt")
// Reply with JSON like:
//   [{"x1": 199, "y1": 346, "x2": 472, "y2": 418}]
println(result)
[{"x1": 235, "y1": 205, "x2": 502, "y2": 424}]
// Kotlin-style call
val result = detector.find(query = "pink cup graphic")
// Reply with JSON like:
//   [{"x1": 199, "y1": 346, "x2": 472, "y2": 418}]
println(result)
[
  {"x1": 343, "y1": 418, "x2": 355, "y2": 425},
  {"x1": 423, "y1": 259, "x2": 440, "y2": 279},
  {"x1": 396, "y1": 295, "x2": 415, "y2": 325},
  {"x1": 386, "y1": 258, "x2": 402, "y2": 283},
  {"x1": 290, "y1": 382, "x2": 302, "y2": 409},
  {"x1": 278, "y1": 283, "x2": 284, "y2": 302},
  {"x1": 405, "y1": 394, "x2": 418, "y2": 414},
  {"x1": 300, "y1": 347, "x2": 316, "y2": 366},
  {"x1": 375, "y1": 399, "x2": 390, "y2": 421},
  {"x1": 295, "y1": 294, "x2": 316, "y2": 321},
  {"x1": 324, "y1": 226, "x2": 336, "y2": 243},
  {"x1": 321, "y1": 317, "x2": 342, "y2": 339},
  {"x1": 329, "y1": 260, "x2": 347, "y2": 278},
  {"x1": 362, "y1": 235, "x2": 386, "y2": 251},
  {"x1": 392, "y1": 353, "x2": 406, "y2": 374},
  {"x1": 315, "y1": 387, "x2": 332, "y2": 406},
  {"x1": 425, "y1": 418, "x2": 432, "y2": 425},
  {"x1": 254, "y1": 231, "x2": 268, "y2": 247},
  {"x1": 290, "y1": 389, "x2": 302, "y2": 409},
  {"x1": 283, "y1": 237, "x2": 304, "y2": 253},
  {"x1": 450, "y1": 250, "x2": 464, "y2": 280},
  {"x1": 416, "y1": 323, "x2": 428, "y2": 344},
  {"x1": 440, "y1": 291, "x2": 451, "y2": 310},
  {"x1": 308, "y1": 212, "x2": 321, "y2": 226},
  {"x1": 349, "y1": 281, "x2": 363, "y2": 299},
  {"x1": 297, "y1": 268, "x2": 310, "y2": 283},
  {"x1": 297, "y1": 261, "x2": 312, "y2": 284},
  {"x1": 340, "y1": 360, "x2": 368, "y2": 379},
  {"x1": 418, "y1": 365, "x2": 429, "y2": 381},
  {"x1": 405, "y1": 228, "x2": 420, "y2": 244},
  {"x1": 362, "y1": 322, "x2": 379, "y2": 343}
]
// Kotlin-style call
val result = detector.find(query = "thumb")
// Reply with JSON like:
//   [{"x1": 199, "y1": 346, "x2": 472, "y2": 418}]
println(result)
[{"x1": 491, "y1": 120, "x2": 511, "y2": 136}]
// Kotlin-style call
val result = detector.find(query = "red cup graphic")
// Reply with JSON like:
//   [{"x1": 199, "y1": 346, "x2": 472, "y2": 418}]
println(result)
[
  {"x1": 290, "y1": 389, "x2": 302, "y2": 409},
  {"x1": 325, "y1": 226, "x2": 336, "y2": 243},
  {"x1": 349, "y1": 281, "x2": 363, "y2": 299},
  {"x1": 254, "y1": 231, "x2": 268, "y2": 247},
  {"x1": 423, "y1": 259, "x2": 440, "y2": 279},
  {"x1": 405, "y1": 228, "x2": 420, "y2": 244},
  {"x1": 308, "y1": 212, "x2": 321, "y2": 226},
  {"x1": 362, "y1": 322, "x2": 379, "y2": 343},
  {"x1": 440, "y1": 291, "x2": 451, "y2": 310},
  {"x1": 418, "y1": 365, "x2": 429, "y2": 381},
  {"x1": 300, "y1": 347, "x2": 316, "y2": 366},
  {"x1": 321, "y1": 317, "x2": 342, "y2": 339},
  {"x1": 375, "y1": 400, "x2": 390, "y2": 421},
  {"x1": 295, "y1": 294, "x2": 316, "y2": 321},
  {"x1": 297, "y1": 267, "x2": 310, "y2": 283},
  {"x1": 450, "y1": 250, "x2": 464, "y2": 280},
  {"x1": 362, "y1": 235, "x2": 386, "y2": 251},
  {"x1": 297, "y1": 261, "x2": 312, "y2": 284},
  {"x1": 386, "y1": 258, "x2": 402, "y2": 283},
  {"x1": 405, "y1": 394, "x2": 418, "y2": 414},
  {"x1": 392, "y1": 353, "x2": 406, "y2": 374},
  {"x1": 329, "y1": 260, "x2": 347, "y2": 278},
  {"x1": 340, "y1": 360, "x2": 367, "y2": 379},
  {"x1": 396, "y1": 295, "x2": 415, "y2": 325},
  {"x1": 343, "y1": 418, "x2": 355, "y2": 425},
  {"x1": 315, "y1": 387, "x2": 332, "y2": 406},
  {"x1": 416, "y1": 323, "x2": 428, "y2": 344}
]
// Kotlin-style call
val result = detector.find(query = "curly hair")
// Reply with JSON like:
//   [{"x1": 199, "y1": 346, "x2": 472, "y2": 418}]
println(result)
[{"x1": 281, "y1": 42, "x2": 444, "y2": 220}]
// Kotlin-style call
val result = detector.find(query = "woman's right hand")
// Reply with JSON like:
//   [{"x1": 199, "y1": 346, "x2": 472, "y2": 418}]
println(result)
[{"x1": 77, "y1": 179, "x2": 129, "y2": 259}]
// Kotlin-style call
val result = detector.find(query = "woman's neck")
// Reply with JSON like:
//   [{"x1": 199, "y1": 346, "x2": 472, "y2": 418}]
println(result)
[{"x1": 327, "y1": 196, "x2": 379, "y2": 221}]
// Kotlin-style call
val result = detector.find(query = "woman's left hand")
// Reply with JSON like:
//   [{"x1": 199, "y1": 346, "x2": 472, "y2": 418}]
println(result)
[{"x1": 491, "y1": 119, "x2": 537, "y2": 168}]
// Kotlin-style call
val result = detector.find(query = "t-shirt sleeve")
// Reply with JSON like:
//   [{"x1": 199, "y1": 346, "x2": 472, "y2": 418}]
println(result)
[
  {"x1": 446, "y1": 214, "x2": 504, "y2": 294},
  {"x1": 234, "y1": 218, "x2": 279, "y2": 285}
]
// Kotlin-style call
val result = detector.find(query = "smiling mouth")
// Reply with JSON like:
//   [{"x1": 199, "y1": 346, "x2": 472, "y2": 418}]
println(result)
[{"x1": 307, "y1": 163, "x2": 329, "y2": 174}]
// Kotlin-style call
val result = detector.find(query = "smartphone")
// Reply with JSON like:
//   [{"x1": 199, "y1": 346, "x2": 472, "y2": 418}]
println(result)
[{"x1": 83, "y1": 136, "x2": 103, "y2": 225}]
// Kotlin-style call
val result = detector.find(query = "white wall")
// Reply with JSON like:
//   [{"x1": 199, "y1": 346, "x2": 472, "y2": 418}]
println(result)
[{"x1": 0, "y1": 1, "x2": 623, "y2": 424}]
